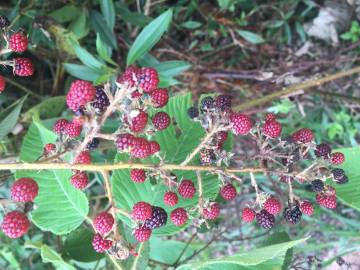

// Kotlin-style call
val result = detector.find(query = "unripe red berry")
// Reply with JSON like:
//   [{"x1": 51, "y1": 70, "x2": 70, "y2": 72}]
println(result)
[
  {"x1": 130, "y1": 169, "x2": 147, "y2": 183},
  {"x1": 0, "y1": 75, "x2": 5, "y2": 93},
  {"x1": 170, "y1": 208, "x2": 188, "y2": 226},
  {"x1": 53, "y1": 119, "x2": 69, "y2": 134},
  {"x1": 11, "y1": 177, "x2": 38, "y2": 202},
  {"x1": 65, "y1": 121, "x2": 82, "y2": 137},
  {"x1": 263, "y1": 197, "x2": 281, "y2": 215},
  {"x1": 230, "y1": 112, "x2": 252, "y2": 135},
  {"x1": 132, "y1": 201, "x2": 153, "y2": 221},
  {"x1": 74, "y1": 151, "x2": 92, "y2": 164},
  {"x1": 136, "y1": 67, "x2": 159, "y2": 93},
  {"x1": 44, "y1": 143, "x2": 56, "y2": 155},
  {"x1": 9, "y1": 32, "x2": 28, "y2": 52},
  {"x1": 242, "y1": 207, "x2": 255, "y2": 222},
  {"x1": 178, "y1": 179, "x2": 196, "y2": 199},
  {"x1": 116, "y1": 133, "x2": 136, "y2": 152},
  {"x1": 93, "y1": 212, "x2": 114, "y2": 235},
  {"x1": 216, "y1": 131, "x2": 228, "y2": 146},
  {"x1": 70, "y1": 171, "x2": 89, "y2": 190},
  {"x1": 315, "y1": 143, "x2": 332, "y2": 158},
  {"x1": 220, "y1": 183, "x2": 237, "y2": 201},
  {"x1": 202, "y1": 202, "x2": 220, "y2": 220},
  {"x1": 150, "y1": 88, "x2": 169, "y2": 108},
  {"x1": 133, "y1": 226, "x2": 152, "y2": 242},
  {"x1": 1, "y1": 211, "x2": 30, "y2": 238},
  {"x1": 331, "y1": 152, "x2": 345, "y2": 165},
  {"x1": 14, "y1": 58, "x2": 34, "y2": 76},
  {"x1": 163, "y1": 191, "x2": 178, "y2": 207},
  {"x1": 92, "y1": 234, "x2": 112, "y2": 253},
  {"x1": 291, "y1": 128, "x2": 314, "y2": 143},
  {"x1": 262, "y1": 120, "x2": 282, "y2": 138},
  {"x1": 66, "y1": 80, "x2": 96, "y2": 111},
  {"x1": 117, "y1": 66, "x2": 140, "y2": 87},
  {"x1": 152, "y1": 111, "x2": 171, "y2": 130},
  {"x1": 129, "y1": 110, "x2": 148, "y2": 133},
  {"x1": 265, "y1": 113, "x2": 276, "y2": 122},
  {"x1": 130, "y1": 137, "x2": 151, "y2": 158},
  {"x1": 316, "y1": 193, "x2": 336, "y2": 209},
  {"x1": 300, "y1": 201, "x2": 314, "y2": 216},
  {"x1": 149, "y1": 141, "x2": 160, "y2": 155}
]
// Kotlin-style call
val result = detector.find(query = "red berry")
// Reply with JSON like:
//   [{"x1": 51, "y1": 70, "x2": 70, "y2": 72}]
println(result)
[
  {"x1": 133, "y1": 226, "x2": 152, "y2": 242},
  {"x1": 132, "y1": 202, "x2": 153, "y2": 221},
  {"x1": 315, "y1": 143, "x2": 332, "y2": 158},
  {"x1": 117, "y1": 66, "x2": 140, "y2": 87},
  {"x1": 152, "y1": 112, "x2": 171, "y2": 130},
  {"x1": 9, "y1": 32, "x2": 28, "y2": 52},
  {"x1": 53, "y1": 119, "x2": 69, "y2": 134},
  {"x1": 292, "y1": 128, "x2": 314, "y2": 143},
  {"x1": 1, "y1": 211, "x2": 30, "y2": 238},
  {"x1": 316, "y1": 193, "x2": 336, "y2": 209},
  {"x1": 178, "y1": 179, "x2": 196, "y2": 199},
  {"x1": 130, "y1": 169, "x2": 147, "y2": 183},
  {"x1": 92, "y1": 234, "x2": 112, "y2": 253},
  {"x1": 74, "y1": 151, "x2": 92, "y2": 164},
  {"x1": 65, "y1": 121, "x2": 82, "y2": 137},
  {"x1": 129, "y1": 110, "x2": 148, "y2": 133},
  {"x1": 300, "y1": 201, "x2": 314, "y2": 216},
  {"x1": 0, "y1": 75, "x2": 5, "y2": 92},
  {"x1": 70, "y1": 171, "x2": 89, "y2": 190},
  {"x1": 220, "y1": 183, "x2": 237, "y2": 201},
  {"x1": 131, "y1": 90, "x2": 143, "y2": 99},
  {"x1": 170, "y1": 208, "x2": 188, "y2": 226},
  {"x1": 331, "y1": 152, "x2": 345, "y2": 165},
  {"x1": 150, "y1": 88, "x2": 169, "y2": 108},
  {"x1": 265, "y1": 113, "x2": 276, "y2": 122},
  {"x1": 263, "y1": 197, "x2": 281, "y2": 215},
  {"x1": 242, "y1": 208, "x2": 255, "y2": 222},
  {"x1": 116, "y1": 133, "x2": 136, "y2": 151},
  {"x1": 44, "y1": 143, "x2": 56, "y2": 155},
  {"x1": 202, "y1": 202, "x2": 220, "y2": 220},
  {"x1": 11, "y1": 177, "x2": 38, "y2": 202},
  {"x1": 93, "y1": 212, "x2": 114, "y2": 235},
  {"x1": 216, "y1": 131, "x2": 228, "y2": 146},
  {"x1": 163, "y1": 191, "x2": 178, "y2": 207},
  {"x1": 14, "y1": 58, "x2": 34, "y2": 76},
  {"x1": 230, "y1": 112, "x2": 252, "y2": 135},
  {"x1": 149, "y1": 141, "x2": 160, "y2": 155},
  {"x1": 130, "y1": 137, "x2": 151, "y2": 158},
  {"x1": 66, "y1": 80, "x2": 96, "y2": 111},
  {"x1": 262, "y1": 120, "x2": 282, "y2": 138},
  {"x1": 214, "y1": 94, "x2": 232, "y2": 112},
  {"x1": 136, "y1": 67, "x2": 159, "y2": 93}
]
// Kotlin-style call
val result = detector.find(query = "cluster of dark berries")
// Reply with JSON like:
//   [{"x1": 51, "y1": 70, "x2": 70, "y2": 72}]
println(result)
[{"x1": 1, "y1": 177, "x2": 39, "y2": 238}]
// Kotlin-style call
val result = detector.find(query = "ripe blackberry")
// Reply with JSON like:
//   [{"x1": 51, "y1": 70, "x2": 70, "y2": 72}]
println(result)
[
  {"x1": 92, "y1": 86, "x2": 110, "y2": 113},
  {"x1": 283, "y1": 205, "x2": 302, "y2": 224},
  {"x1": 0, "y1": 15, "x2": 10, "y2": 28},
  {"x1": 199, "y1": 148, "x2": 216, "y2": 165},
  {"x1": 86, "y1": 138, "x2": 100, "y2": 150},
  {"x1": 332, "y1": 168, "x2": 345, "y2": 181},
  {"x1": 92, "y1": 234, "x2": 112, "y2": 253},
  {"x1": 300, "y1": 201, "x2": 314, "y2": 216},
  {"x1": 256, "y1": 209, "x2": 275, "y2": 229},
  {"x1": 170, "y1": 208, "x2": 188, "y2": 226},
  {"x1": 136, "y1": 67, "x2": 159, "y2": 93},
  {"x1": 291, "y1": 128, "x2": 314, "y2": 143},
  {"x1": 93, "y1": 212, "x2": 114, "y2": 235},
  {"x1": 202, "y1": 202, "x2": 220, "y2": 220},
  {"x1": 70, "y1": 171, "x2": 89, "y2": 190},
  {"x1": 14, "y1": 58, "x2": 34, "y2": 76},
  {"x1": 64, "y1": 121, "x2": 82, "y2": 137},
  {"x1": 66, "y1": 80, "x2": 96, "y2": 111},
  {"x1": 144, "y1": 206, "x2": 168, "y2": 229},
  {"x1": 265, "y1": 113, "x2": 276, "y2": 122},
  {"x1": 74, "y1": 151, "x2": 92, "y2": 164},
  {"x1": 129, "y1": 110, "x2": 148, "y2": 133},
  {"x1": 1, "y1": 211, "x2": 30, "y2": 238},
  {"x1": 214, "y1": 94, "x2": 231, "y2": 111},
  {"x1": 262, "y1": 120, "x2": 282, "y2": 138},
  {"x1": 263, "y1": 197, "x2": 281, "y2": 215},
  {"x1": 132, "y1": 202, "x2": 153, "y2": 221},
  {"x1": 242, "y1": 208, "x2": 255, "y2": 223},
  {"x1": 0, "y1": 75, "x2": 5, "y2": 93},
  {"x1": 187, "y1": 106, "x2": 199, "y2": 119},
  {"x1": 163, "y1": 191, "x2": 178, "y2": 207},
  {"x1": 230, "y1": 112, "x2": 253, "y2": 135},
  {"x1": 311, "y1": 179, "x2": 324, "y2": 193},
  {"x1": 178, "y1": 179, "x2": 196, "y2": 199},
  {"x1": 44, "y1": 143, "x2": 56, "y2": 155},
  {"x1": 200, "y1": 96, "x2": 214, "y2": 113},
  {"x1": 316, "y1": 193, "x2": 337, "y2": 209},
  {"x1": 220, "y1": 183, "x2": 237, "y2": 201},
  {"x1": 116, "y1": 133, "x2": 135, "y2": 151},
  {"x1": 149, "y1": 141, "x2": 160, "y2": 155},
  {"x1": 133, "y1": 226, "x2": 152, "y2": 242},
  {"x1": 9, "y1": 32, "x2": 28, "y2": 52},
  {"x1": 150, "y1": 88, "x2": 169, "y2": 108},
  {"x1": 334, "y1": 174, "x2": 349, "y2": 184},
  {"x1": 117, "y1": 66, "x2": 139, "y2": 87},
  {"x1": 130, "y1": 169, "x2": 147, "y2": 183},
  {"x1": 152, "y1": 111, "x2": 171, "y2": 130},
  {"x1": 315, "y1": 143, "x2": 331, "y2": 158},
  {"x1": 331, "y1": 152, "x2": 345, "y2": 165},
  {"x1": 11, "y1": 178, "x2": 38, "y2": 203},
  {"x1": 130, "y1": 137, "x2": 151, "y2": 158}
]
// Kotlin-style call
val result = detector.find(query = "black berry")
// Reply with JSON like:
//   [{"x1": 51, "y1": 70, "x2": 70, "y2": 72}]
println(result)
[
  {"x1": 283, "y1": 205, "x2": 302, "y2": 224},
  {"x1": 214, "y1": 94, "x2": 231, "y2": 111},
  {"x1": 199, "y1": 148, "x2": 216, "y2": 165},
  {"x1": 335, "y1": 175, "x2": 348, "y2": 185},
  {"x1": 256, "y1": 209, "x2": 275, "y2": 229},
  {"x1": 187, "y1": 106, "x2": 199, "y2": 119},
  {"x1": 144, "y1": 206, "x2": 167, "y2": 229},
  {"x1": 0, "y1": 15, "x2": 10, "y2": 28},
  {"x1": 315, "y1": 143, "x2": 331, "y2": 158},
  {"x1": 311, "y1": 179, "x2": 324, "y2": 193},
  {"x1": 332, "y1": 168, "x2": 345, "y2": 181},
  {"x1": 86, "y1": 138, "x2": 100, "y2": 150},
  {"x1": 92, "y1": 86, "x2": 110, "y2": 113},
  {"x1": 200, "y1": 96, "x2": 214, "y2": 113}
]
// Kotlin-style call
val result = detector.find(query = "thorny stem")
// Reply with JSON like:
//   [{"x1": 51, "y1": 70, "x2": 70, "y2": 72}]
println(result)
[
  {"x1": 288, "y1": 177, "x2": 294, "y2": 204},
  {"x1": 196, "y1": 171, "x2": 204, "y2": 212},
  {"x1": 250, "y1": 172, "x2": 260, "y2": 202}
]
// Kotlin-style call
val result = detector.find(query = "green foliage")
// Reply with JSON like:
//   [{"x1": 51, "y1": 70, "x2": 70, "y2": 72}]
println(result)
[
  {"x1": 0, "y1": 96, "x2": 26, "y2": 139},
  {"x1": 341, "y1": 21, "x2": 360, "y2": 43}
]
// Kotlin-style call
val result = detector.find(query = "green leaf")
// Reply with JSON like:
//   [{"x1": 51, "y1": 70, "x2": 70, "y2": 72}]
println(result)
[
  {"x1": 176, "y1": 236, "x2": 309, "y2": 270},
  {"x1": 22, "y1": 96, "x2": 66, "y2": 122},
  {"x1": 63, "y1": 63, "x2": 104, "y2": 81},
  {"x1": 63, "y1": 227, "x2": 104, "y2": 262},
  {"x1": 153, "y1": 61, "x2": 191, "y2": 78},
  {"x1": 71, "y1": 42, "x2": 105, "y2": 69},
  {"x1": 49, "y1": 5, "x2": 80, "y2": 23},
  {"x1": 0, "y1": 95, "x2": 26, "y2": 139},
  {"x1": 112, "y1": 93, "x2": 221, "y2": 236},
  {"x1": 125, "y1": 242, "x2": 150, "y2": 270},
  {"x1": 100, "y1": 0, "x2": 115, "y2": 29},
  {"x1": 116, "y1": 3, "x2": 151, "y2": 27},
  {"x1": 127, "y1": 9, "x2": 173, "y2": 65},
  {"x1": 181, "y1": 21, "x2": 202, "y2": 29},
  {"x1": 69, "y1": 10, "x2": 89, "y2": 39},
  {"x1": 17, "y1": 122, "x2": 89, "y2": 234},
  {"x1": 96, "y1": 34, "x2": 117, "y2": 65},
  {"x1": 237, "y1": 30, "x2": 265, "y2": 44},
  {"x1": 90, "y1": 10, "x2": 117, "y2": 49},
  {"x1": 333, "y1": 147, "x2": 360, "y2": 211},
  {"x1": 217, "y1": 0, "x2": 234, "y2": 10}
]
